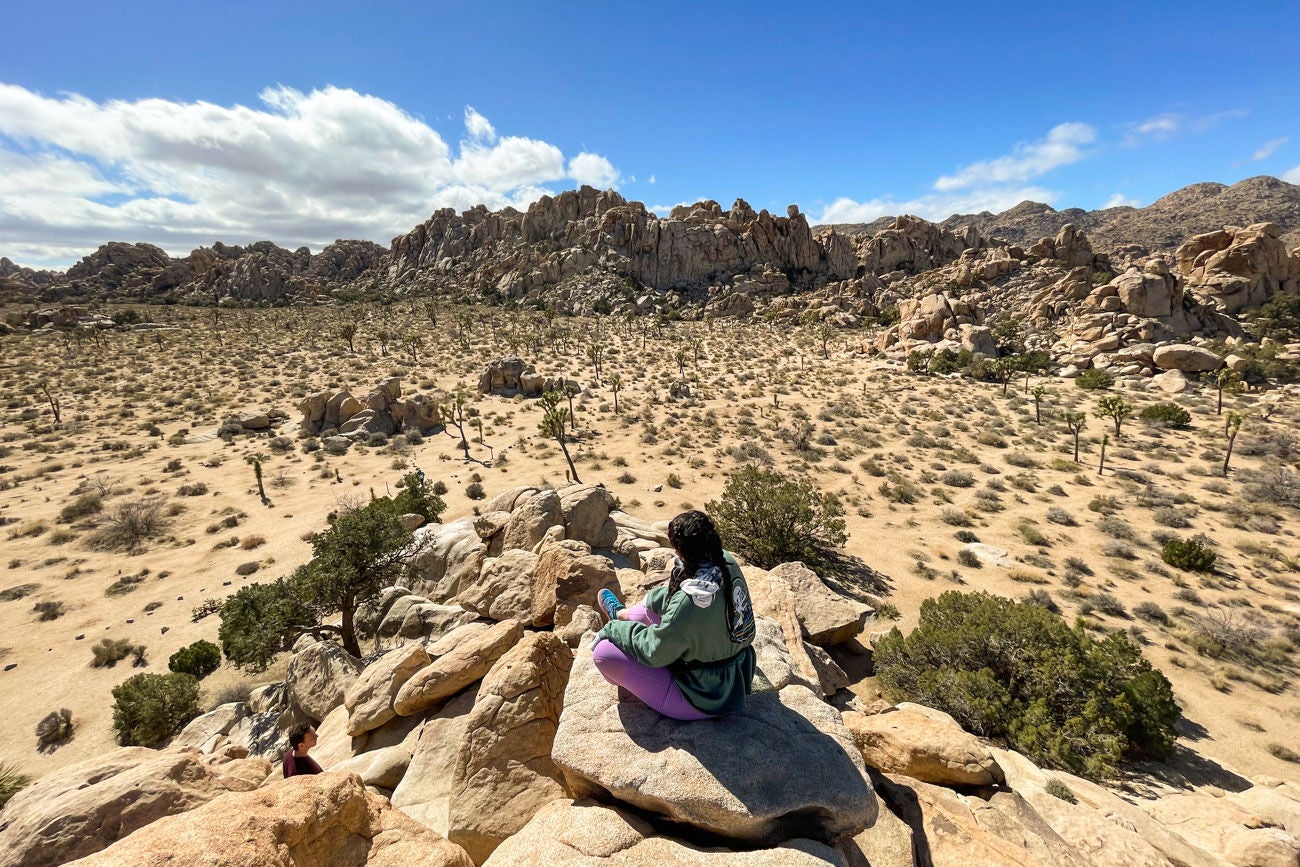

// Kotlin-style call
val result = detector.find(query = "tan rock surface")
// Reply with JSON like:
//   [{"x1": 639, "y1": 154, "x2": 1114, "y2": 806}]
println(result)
[
  {"x1": 390, "y1": 687, "x2": 480, "y2": 835},
  {"x1": 531, "y1": 540, "x2": 618, "y2": 628},
  {"x1": 842, "y1": 705, "x2": 1004, "y2": 786},
  {"x1": 751, "y1": 561, "x2": 872, "y2": 646},
  {"x1": 0, "y1": 747, "x2": 267, "y2": 867},
  {"x1": 458, "y1": 548, "x2": 539, "y2": 621},
  {"x1": 551, "y1": 634, "x2": 876, "y2": 845},
  {"x1": 481, "y1": 799, "x2": 843, "y2": 866},
  {"x1": 447, "y1": 632, "x2": 574, "y2": 863},
  {"x1": 69, "y1": 772, "x2": 472, "y2": 867},
  {"x1": 287, "y1": 640, "x2": 365, "y2": 723},
  {"x1": 394, "y1": 618, "x2": 523, "y2": 716},
  {"x1": 345, "y1": 643, "x2": 431, "y2": 736}
]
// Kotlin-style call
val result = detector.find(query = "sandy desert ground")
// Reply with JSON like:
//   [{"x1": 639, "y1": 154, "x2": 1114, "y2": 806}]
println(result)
[{"x1": 1, "y1": 302, "x2": 1297, "y2": 792}]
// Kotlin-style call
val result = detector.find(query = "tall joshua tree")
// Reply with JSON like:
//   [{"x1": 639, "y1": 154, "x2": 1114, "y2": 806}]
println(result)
[{"x1": 540, "y1": 391, "x2": 580, "y2": 483}]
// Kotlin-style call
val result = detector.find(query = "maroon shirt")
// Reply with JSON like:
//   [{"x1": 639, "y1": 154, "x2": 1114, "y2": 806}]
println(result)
[{"x1": 282, "y1": 751, "x2": 323, "y2": 778}]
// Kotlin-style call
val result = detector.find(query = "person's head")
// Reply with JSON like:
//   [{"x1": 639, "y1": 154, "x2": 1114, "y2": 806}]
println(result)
[
  {"x1": 668, "y1": 510, "x2": 725, "y2": 574},
  {"x1": 289, "y1": 722, "x2": 317, "y2": 752}
]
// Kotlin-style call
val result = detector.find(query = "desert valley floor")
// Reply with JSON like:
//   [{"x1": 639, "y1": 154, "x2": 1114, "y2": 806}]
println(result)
[{"x1": 1, "y1": 302, "x2": 1297, "y2": 792}]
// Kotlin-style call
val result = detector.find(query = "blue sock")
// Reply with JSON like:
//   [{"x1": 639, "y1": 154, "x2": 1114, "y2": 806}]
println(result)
[{"x1": 598, "y1": 588, "x2": 625, "y2": 621}]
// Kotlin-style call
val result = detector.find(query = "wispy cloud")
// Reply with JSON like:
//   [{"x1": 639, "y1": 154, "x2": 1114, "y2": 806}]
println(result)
[
  {"x1": 0, "y1": 84, "x2": 619, "y2": 267},
  {"x1": 1283, "y1": 164, "x2": 1300, "y2": 185},
  {"x1": 1253, "y1": 137, "x2": 1288, "y2": 161},
  {"x1": 814, "y1": 122, "x2": 1091, "y2": 225},
  {"x1": 1123, "y1": 109, "x2": 1249, "y2": 146},
  {"x1": 934, "y1": 123, "x2": 1095, "y2": 191},
  {"x1": 1102, "y1": 193, "x2": 1141, "y2": 209}
]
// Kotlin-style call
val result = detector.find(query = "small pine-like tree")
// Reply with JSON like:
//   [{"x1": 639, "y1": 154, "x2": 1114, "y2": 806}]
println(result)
[
  {"x1": 706, "y1": 466, "x2": 847, "y2": 569},
  {"x1": 168, "y1": 639, "x2": 222, "y2": 680},
  {"x1": 111, "y1": 672, "x2": 201, "y2": 747}
]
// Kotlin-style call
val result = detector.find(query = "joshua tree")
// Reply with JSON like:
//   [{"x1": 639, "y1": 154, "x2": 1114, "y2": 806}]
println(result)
[
  {"x1": 441, "y1": 389, "x2": 472, "y2": 460},
  {"x1": 246, "y1": 454, "x2": 267, "y2": 502},
  {"x1": 564, "y1": 382, "x2": 581, "y2": 434},
  {"x1": 608, "y1": 373, "x2": 623, "y2": 414},
  {"x1": 1030, "y1": 385, "x2": 1047, "y2": 425},
  {"x1": 814, "y1": 323, "x2": 835, "y2": 359},
  {"x1": 1094, "y1": 395, "x2": 1134, "y2": 438},
  {"x1": 539, "y1": 391, "x2": 580, "y2": 483},
  {"x1": 1223, "y1": 411, "x2": 1244, "y2": 476},
  {"x1": 674, "y1": 349, "x2": 689, "y2": 379},
  {"x1": 1065, "y1": 411, "x2": 1086, "y2": 463},
  {"x1": 336, "y1": 321, "x2": 359, "y2": 354},
  {"x1": 1098, "y1": 433, "x2": 1109, "y2": 476},
  {"x1": 1202, "y1": 368, "x2": 1240, "y2": 415},
  {"x1": 586, "y1": 341, "x2": 605, "y2": 384},
  {"x1": 36, "y1": 382, "x2": 61, "y2": 426}
]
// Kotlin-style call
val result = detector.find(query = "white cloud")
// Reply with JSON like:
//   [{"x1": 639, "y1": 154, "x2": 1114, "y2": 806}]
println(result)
[
  {"x1": 648, "y1": 174, "x2": 656, "y2": 184},
  {"x1": 1102, "y1": 193, "x2": 1141, "y2": 209},
  {"x1": 0, "y1": 84, "x2": 619, "y2": 267},
  {"x1": 1124, "y1": 109, "x2": 1249, "y2": 146},
  {"x1": 1134, "y1": 113, "x2": 1181, "y2": 139},
  {"x1": 463, "y1": 106, "x2": 496, "y2": 143},
  {"x1": 567, "y1": 152, "x2": 619, "y2": 188},
  {"x1": 814, "y1": 186, "x2": 1056, "y2": 225},
  {"x1": 1283, "y1": 164, "x2": 1300, "y2": 184},
  {"x1": 1254, "y1": 137, "x2": 1288, "y2": 160},
  {"x1": 933, "y1": 123, "x2": 1095, "y2": 191}
]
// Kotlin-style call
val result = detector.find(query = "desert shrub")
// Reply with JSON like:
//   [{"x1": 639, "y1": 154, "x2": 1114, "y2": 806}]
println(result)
[
  {"x1": 35, "y1": 707, "x2": 74, "y2": 749},
  {"x1": 33, "y1": 600, "x2": 64, "y2": 621},
  {"x1": 874, "y1": 591, "x2": 1180, "y2": 779},
  {"x1": 1162, "y1": 536, "x2": 1217, "y2": 573},
  {"x1": 1088, "y1": 495, "x2": 1121, "y2": 515},
  {"x1": 235, "y1": 561, "x2": 260, "y2": 576},
  {"x1": 957, "y1": 549, "x2": 982, "y2": 568},
  {"x1": 1045, "y1": 507, "x2": 1077, "y2": 526},
  {"x1": 0, "y1": 761, "x2": 30, "y2": 810},
  {"x1": 105, "y1": 574, "x2": 146, "y2": 596},
  {"x1": 465, "y1": 481, "x2": 486, "y2": 499},
  {"x1": 1243, "y1": 467, "x2": 1300, "y2": 508},
  {"x1": 176, "y1": 482, "x2": 209, "y2": 497},
  {"x1": 1017, "y1": 522, "x2": 1050, "y2": 547},
  {"x1": 89, "y1": 497, "x2": 169, "y2": 552},
  {"x1": 1269, "y1": 744, "x2": 1300, "y2": 764},
  {"x1": 111, "y1": 672, "x2": 201, "y2": 747},
  {"x1": 1097, "y1": 516, "x2": 1135, "y2": 539},
  {"x1": 58, "y1": 493, "x2": 103, "y2": 523},
  {"x1": 1140, "y1": 403, "x2": 1192, "y2": 428},
  {"x1": 666, "y1": 473, "x2": 683, "y2": 489},
  {"x1": 1075, "y1": 368, "x2": 1113, "y2": 390},
  {"x1": 1134, "y1": 601, "x2": 1168, "y2": 624},
  {"x1": 1023, "y1": 589, "x2": 1059, "y2": 613},
  {"x1": 940, "y1": 469, "x2": 974, "y2": 488},
  {"x1": 940, "y1": 508, "x2": 972, "y2": 527},
  {"x1": 91, "y1": 637, "x2": 141, "y2": 668},
  {"x1": 708, "y1": 465, "x2": 847, "y2": 569},
  {"x1": 954, "y1": 530, "x2": 979, "y2": 543},
  {"x1": 1045, "y1": 778, "x2": 1078, "y2": 804},
  {"x1": 1152, "y1": 506, "x2": 1192, "y2": 529},
  {"x1": 168, "y1": 640, "x2": 221, "y2": 680},
  {"x1": 240, "y1": 535, "x2": 266, "y2": 550}
]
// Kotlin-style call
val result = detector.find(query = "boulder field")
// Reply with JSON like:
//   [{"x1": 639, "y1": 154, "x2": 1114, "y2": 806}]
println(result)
[{"x1": 3, "y1": 484, "x2": 1297, "y2": 866}]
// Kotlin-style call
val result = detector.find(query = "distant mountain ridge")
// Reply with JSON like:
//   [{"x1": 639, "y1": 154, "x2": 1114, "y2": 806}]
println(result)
[{"x1": 826, "y1": 175, "x2": 1300, "y2": 253}]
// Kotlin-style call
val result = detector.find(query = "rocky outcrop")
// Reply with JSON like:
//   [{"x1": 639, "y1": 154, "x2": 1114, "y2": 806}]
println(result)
[
  {"x1": 752, "y1": 561, "x2": 873, "y2": 646},
  {"x1": 1178, "y1": 222, "x2": 1300, "y2": 313},
  {"x1": 447, "y1": 632, "x2": 573, "y2": 862},
  {"x1": 345, "y1": 644, "x2": 432, "y2": 736},
  {"x1": 477, "y1": 357, "x2": 575, "y2": 397},
  {"x1": 842, "y1": 704, "x2": 1005, "y2": 787},
  {"x1": 299, "y1": 377, "x2": 441, "y2": 441},
  {"x1": 44, "y1": 238, "x2": 385, "y2": 303},
  {"x1": 482, "y1": 799, "x2": 844, "y2": 866},
  {"x1": 393, "y1": 619, "x2": 524, "y2": 717},
  {"x1": 70, "y1": 772, "x2": 473, "y2": 867},
  {"x1": 287, "y1": 640, "x2": 365, "y2": 723},
  {"x1": 551, "y1": 634, "x2": 877, "y2": 846},
  {"x1": 0, "y1": 747, "x2": 268, "y2": 867}
]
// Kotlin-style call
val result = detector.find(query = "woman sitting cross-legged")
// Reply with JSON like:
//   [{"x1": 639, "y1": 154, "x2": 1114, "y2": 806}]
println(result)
[{"x1": 593, "y1": 510, "x2": 756, "y2": 720}]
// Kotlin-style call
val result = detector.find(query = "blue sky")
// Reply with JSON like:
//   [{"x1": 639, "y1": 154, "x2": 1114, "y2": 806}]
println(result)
[{"x1": 2, "y1": 0, "x2": 1298, "y2": 268}]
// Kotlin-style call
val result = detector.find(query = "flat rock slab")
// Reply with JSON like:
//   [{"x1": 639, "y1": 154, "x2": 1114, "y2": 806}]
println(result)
[
  {"x1": 551, "y1": 634, "x2": 876, "y2": 846},
  {"x1": 483, "y1": 799, "x2": 844, "y2": 866},
  {"x1": 965, "y1": 543, "x2": 1009, "y2": 567}
]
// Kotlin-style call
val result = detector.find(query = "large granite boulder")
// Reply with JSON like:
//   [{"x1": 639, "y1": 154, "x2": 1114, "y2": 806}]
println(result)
[
  {"x1": 390, "y1": 687, "x2": 481, "y2": 834},
  {"x1": 458, "y1": 549, "x2": 538, "y2": 622},
  {"x1": 1152, "y1": 343, "x2": 1224, "y2": 373},
  {"x1": 394, "y1": 619, "x2": 524, "y2": 716},
  {"x1": 842, "y1": 704, "x2": 1004, "y2": 787},
  {"x1": 551, "y1": 634, "x2": 876, "y2": 845},
  {"x1": 287, "y1": 640, "x2": 365, "y2": 723},
  {"x1": 1178, "y1": 222, "x2": 1300, "y2": 314},
  {"x1": 501, "y1": 489, "x2": 564, "y2": 551},
  {"x1": 0, "y1": 747, "x2": 267, "y2": 867},
  {"x1": 557, "y1": 484, "x2": 619, "y2": 548},
  {"x1": 447, "y1": 632, "x2": 574, "y2": 863},
  {"x1": 69, "y1": 772, "x2": 473, "y2": 867},
  {"x1": 345, "y1": 644, "x2": 432, "y2": 736},
  {"x1": 531, "y1": 540, "x2": 619, "y2": 629},
  {"x1": 482, "y1": 799, "x2": 844, "y2": 866},
  {"x1": 409, "y1": 517, "x2": 487, "y2": 602},
  {"x1": 1142, "y1": 789, "x2": 1300, "y2": 867},
  {"x1": 750, "y1": 562, "x2": 872, "y2": 646}
]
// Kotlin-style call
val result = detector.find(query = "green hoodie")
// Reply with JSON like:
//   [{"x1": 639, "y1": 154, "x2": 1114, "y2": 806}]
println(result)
[{"x1": 596, "y1": 553, "x2": 756, "y2": 715}]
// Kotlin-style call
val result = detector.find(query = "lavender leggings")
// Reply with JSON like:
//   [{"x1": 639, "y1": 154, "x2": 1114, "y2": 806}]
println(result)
[{"x1": 592, "y1": 604, "x2": 714, "y2": 721}]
